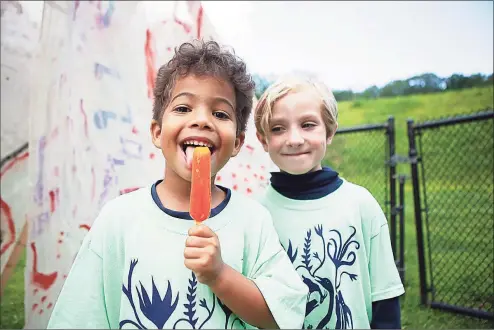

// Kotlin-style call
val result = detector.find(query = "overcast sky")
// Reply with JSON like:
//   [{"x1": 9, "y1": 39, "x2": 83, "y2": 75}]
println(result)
[
  {"x1": 20, "y1": 1, "x2": 493, "y2": 92},
  {"x1": 201, "y1": 1, "x2": 493, "y2": 91}
]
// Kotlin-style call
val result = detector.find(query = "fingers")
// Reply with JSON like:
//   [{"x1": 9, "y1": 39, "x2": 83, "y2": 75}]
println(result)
[
  {"x1": 184, "y1": 244, "x2": 217, "y2": 259},
  {"x1": 184, "y1": 247, "x2": 202, "y2": 259},
  {"x1": 188, "y1": 224, "x2": 215, "y2": 238},
  {"x1": 185, "y1": 236, "x2": 211, "y2": 248},
  {"x1": 184, "y1": 258, "x2": 206, "y2": 272}
]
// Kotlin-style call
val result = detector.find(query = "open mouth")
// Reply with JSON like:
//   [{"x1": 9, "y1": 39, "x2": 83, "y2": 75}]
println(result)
[
  {"x1": 180, "y1": 139, "x2": 216, "y2": 154},
  {"x1": 180, "y1": 138, "x2": 217, "y2": 169}
]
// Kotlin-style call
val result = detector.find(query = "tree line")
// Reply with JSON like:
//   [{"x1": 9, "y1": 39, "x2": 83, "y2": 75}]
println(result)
[{"x1": 253, "y1": 72, "x2": 493, "y2": 101}]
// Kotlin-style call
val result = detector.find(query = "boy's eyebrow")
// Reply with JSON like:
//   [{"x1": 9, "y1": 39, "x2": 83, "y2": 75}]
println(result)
[
  {"x1": 269, "y1": 113, "x2": 322, "y2": 127},
  {"x1": 270, "y1": 116, "x2": 287, "y2": 125},
  {"x1": 171, "y1": 92, "x2": 235, "y2": 110}
]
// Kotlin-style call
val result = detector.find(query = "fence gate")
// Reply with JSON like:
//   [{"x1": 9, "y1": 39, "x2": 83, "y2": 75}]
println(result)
[
  {"x1": 407, "y1": 110, "x2": 494, "y2": 319},
  {"x1": 325, "y1": 117, "x2": 404, "y2": 276}
]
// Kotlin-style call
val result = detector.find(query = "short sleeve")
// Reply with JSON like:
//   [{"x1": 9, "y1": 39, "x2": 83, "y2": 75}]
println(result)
[
  {"x1": 47, "y1": 205, "x2": 113, "y2": 329},
  {"x1": 245, "y1": 208, "x2": 308, "y2": 329},
  {"x1": 367, "y1": 203, "x2": 405, "y2": 302},
  {"x1": 47, "y1": 233, "x2": 110, "y2": 328}
]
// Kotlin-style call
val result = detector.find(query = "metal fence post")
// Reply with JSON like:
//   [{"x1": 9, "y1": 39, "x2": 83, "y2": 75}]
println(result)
[
  {"x1": 398, "y1": 175, "x2": 406, "y2": 285},
  {"x1": 387, "y1": 116, "x2": 397, "y2": 258},
  {"x1": 407, "y1": 119, "x2": 427, "y2": 306}
]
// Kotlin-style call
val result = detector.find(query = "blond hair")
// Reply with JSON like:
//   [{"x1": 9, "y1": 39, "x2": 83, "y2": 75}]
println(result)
[{"x1": 254, "y1": 75, "x2": 338, "y2": 138}]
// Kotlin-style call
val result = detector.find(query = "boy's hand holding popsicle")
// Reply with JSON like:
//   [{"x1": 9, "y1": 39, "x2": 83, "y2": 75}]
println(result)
[{"x1": 184, "y1": 147, "x2": 226, "y2": 285}]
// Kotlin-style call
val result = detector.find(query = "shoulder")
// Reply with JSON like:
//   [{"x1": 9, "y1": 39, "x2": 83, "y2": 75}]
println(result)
[
  {"x1": 99, "y1": 187, "x2": 150, "y2": 217},
  {"x1": 339, "y1": 179, "x2": 381, "y2": 208},
  {"x1": 228, "y1": 189, "x2": 273, "y2": 222},
  {"x1": 90, "y1": 186, "x2": 151, "y2": 232}
]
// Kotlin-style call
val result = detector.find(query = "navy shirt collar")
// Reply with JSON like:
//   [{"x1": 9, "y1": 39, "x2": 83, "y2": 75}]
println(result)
[
  {"x1": 270, "y1": 166, "x2": 343, "y2": 200},
  {"x1": 151, "y1": 180, "x2": 231, "y2": 220}
]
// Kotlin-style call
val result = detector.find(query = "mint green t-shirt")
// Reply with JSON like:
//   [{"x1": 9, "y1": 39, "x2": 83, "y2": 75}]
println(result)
[
  {"x1": 259, "y1": 179, "x2": 405, "y2": 329},
  {"x1": 47, "y1": 186, "x2": 308, "y2": 329}
]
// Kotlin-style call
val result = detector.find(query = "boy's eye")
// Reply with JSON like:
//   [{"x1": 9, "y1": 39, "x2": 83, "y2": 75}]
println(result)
[
  {"x1": 174, "y1": 106, "x2": 190, "y2": 113},
  {"x1": 302, "y1": 122, "x2": 316, "y2": 129},
  {"x1": 213, "y1": 111, "x2": 230, "y2": 120}
]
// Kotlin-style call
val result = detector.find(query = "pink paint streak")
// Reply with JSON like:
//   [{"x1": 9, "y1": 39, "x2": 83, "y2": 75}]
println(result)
[{"x1": 80, "y1": 99, "x2": 88, "y2": 137}]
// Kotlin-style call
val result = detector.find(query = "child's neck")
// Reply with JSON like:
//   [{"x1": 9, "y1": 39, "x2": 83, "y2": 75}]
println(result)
[{"x1": 157, "y1": 166, "x2": 225, "y2": 212}]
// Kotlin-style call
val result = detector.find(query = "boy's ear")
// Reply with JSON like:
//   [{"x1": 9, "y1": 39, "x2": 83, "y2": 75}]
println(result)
[
  {"x1": 256, "y1": 132, "x2": 269, "y2": 152},
  {"x1": 326, "y1": 123, "x2": 339, "y2": 145},
  {"x1": 231, "y1": 131, "x2": 245, "y2": 157},
  {"x1": 150, "y1": 119, "x2": 162, "y2": 149}
]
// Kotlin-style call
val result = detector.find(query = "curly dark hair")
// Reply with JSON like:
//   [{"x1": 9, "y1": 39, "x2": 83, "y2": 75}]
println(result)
[{"x1": 152, "y1": 39, "x2": 255, "y2": 135}]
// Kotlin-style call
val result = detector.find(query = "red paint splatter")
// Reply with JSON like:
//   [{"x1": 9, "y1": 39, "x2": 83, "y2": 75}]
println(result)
[
  {"x1": 261, "y1": 165, "x2": 265, "y2": 170},
  {"x1": 33, "y1": 289, "x2": 39, "y2": 295},
  {"x1": 79, "y1": 224, "x2": 91, "y2": 231},
  {"x1": 174, "y1": 17, "x2": 191, "y2": 34},
  {"x1": 232, "y1": 173, "x2": 236, "y2": 178},
  {"x1": 196, "y1": 5, "x2": 203, "y2": 39},
  {"x1": 47, "y1": 303, "x2": 53, "y2": 309},
  {"x1": 80, "y1": 99, "x2": 88, "y2": 137},
  {"x1": 216, "y1": 175, "x2": 221, "y2": 181},
  {"x1": 145, "y1": 29, "x2": 156, "y2": 99},
  {"x1": 119, "y1": 187, "x2": 141, "y2": 195},
  {"x1": 0, "y1": 151, "x2": 29, "y2": 179},
  {"x1": 149, "y1": 153, "x2": 155, "y2": 160},
  {"x1": 39, "y1": 309, "x2": 43, "y2": 315},
  {"x1": 244, "y1": 178, "x2": 249, "y2": 182},
  {"x1": 63, "y1": 275, "x2": 67, "y2": 279},
  {"x1": 60, "y1": 231, "x2": 64, "y2": 236},
  {"x1": 260, "y1": 176, "x2": 265, "y2": 181},
  {"x1": 0, "y1": 199, "x2": 15, "y2": 256},
  {"x1": 246, "y1": 188, "x2": 252, "y2": 194},
  {"x1": 167, "y1": 47, "x2": 171, "y2": 52},
  {"x1": 245, "y1": 144, "x2": 254, "y2": 153},
  {"x1": 233, "y1": 184, "x2": 238, "y2": 191},
  {"x1": 246, "y1": 164, "x2": 251, "y2": 169},
  {"x1": 132, "y1": 126, "x2": 138, "y2": 134},
  {"x1": 32, "y1": 303, "x2": 38, "y2": 311},
  {"x1": 30, "y1": 242, "x2": 58, "y2": 290},
  {"x1": 49, "y1": 190, "x2": 56, "y2": 213},
  {"x1": 41, "y1": 296, "x2": 47, "y2": 303},
  {"x1": 253, "y1": 173, "x2": 258, "y2": 178}
]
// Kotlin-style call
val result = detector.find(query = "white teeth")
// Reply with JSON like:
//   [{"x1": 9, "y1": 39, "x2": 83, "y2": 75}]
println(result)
[{"x1": 182, "y1": 140, "x2": 213, "y2": 148}]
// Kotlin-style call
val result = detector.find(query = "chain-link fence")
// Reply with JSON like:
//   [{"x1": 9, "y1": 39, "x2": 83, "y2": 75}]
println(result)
[
  {"x1": 408, "y1": 110, "x2": 494, "y2": 319},
  {"x1": 324, "y1": 117, "x2": 404, "y2": 278},
  {"x1": 325, "y1": 118, "x2": 394, "y2": 221}
]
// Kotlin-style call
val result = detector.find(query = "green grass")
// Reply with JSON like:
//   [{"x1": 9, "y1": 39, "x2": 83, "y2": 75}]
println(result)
[
  {"x1": 1, "y1": 250, "x2": 25, "y2": 329},
  {"x1": 1, "y1": 86, "x2": 493, "y2": 329},
  {"x1": 324, "y1": 86, "x2": 494, "y2": 329}
]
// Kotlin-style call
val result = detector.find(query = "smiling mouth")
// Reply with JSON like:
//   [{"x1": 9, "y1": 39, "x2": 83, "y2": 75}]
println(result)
[
  {"x1": 283, "y1": 152, "x2": 310, "y2": 156},
  {"x1": 180, "y1": 138, "x2": 217, "y2": 169},
  {"x1": 180, "y1": 140, "x2": 216, "y2": 154}
]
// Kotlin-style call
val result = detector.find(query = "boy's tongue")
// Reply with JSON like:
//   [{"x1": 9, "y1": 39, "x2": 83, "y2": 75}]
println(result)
[{"x1": 185, "y1": 146, "x2": 195, "y2": 169}]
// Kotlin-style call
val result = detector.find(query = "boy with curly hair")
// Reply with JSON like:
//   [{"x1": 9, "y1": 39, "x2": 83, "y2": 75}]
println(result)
[
  {"x1": 48, "y1": 40, "x2": 307, "y2": 329},
  {"x1": 255, "y1": 75, "x2": 404, "y2": 329}
]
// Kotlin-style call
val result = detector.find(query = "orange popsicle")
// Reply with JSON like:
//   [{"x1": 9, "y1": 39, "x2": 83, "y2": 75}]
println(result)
[{"x1": 190, "y1": 147, "x2": 211, "y2": 224}]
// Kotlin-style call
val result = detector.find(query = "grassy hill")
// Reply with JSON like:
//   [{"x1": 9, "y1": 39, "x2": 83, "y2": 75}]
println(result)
[
  {"x1": 1, "y1": 86, "x2": 493, "y2": 329},
  {"x1": 323, "y1": 85, "x2": 493, "y2": 329}
]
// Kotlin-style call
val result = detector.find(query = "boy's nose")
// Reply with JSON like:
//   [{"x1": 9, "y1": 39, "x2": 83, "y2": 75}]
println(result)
[
  {"x1": 189, "y1": 110, "x2": 213, "y2": 130},
  {"x1": 286, "y1": 129, "x2": 304, "y2": 147}
]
